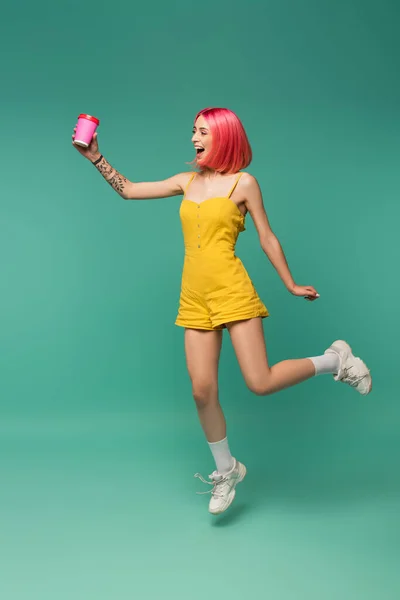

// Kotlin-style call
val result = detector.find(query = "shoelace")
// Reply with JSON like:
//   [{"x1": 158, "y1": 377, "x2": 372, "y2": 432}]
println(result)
[
  {"x1": 342, "y1": 362, "x2": 369, "y2": 387},
  {"x1": 194, "y1": 472, "x2": 228, "y2": 499}
]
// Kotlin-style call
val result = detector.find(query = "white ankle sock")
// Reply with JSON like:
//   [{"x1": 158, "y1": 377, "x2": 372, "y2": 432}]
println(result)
[
  {"x1": 309, "y1": 352, "x2": 340, "y2": 376},
  {"x1": 208, "y1": 437, "x2": 234, "y2": 475}
]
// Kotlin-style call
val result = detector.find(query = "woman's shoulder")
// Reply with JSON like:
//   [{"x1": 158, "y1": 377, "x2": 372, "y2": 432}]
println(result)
[
  {"x1": 178, "y1": 171, "x2": 197, "y2": 181},
  {"x1": 238, "y1": 171, "x2": 258, "y2": 187},
  {"x1": 173, "y1": 171, "x2": 197, "y2": 193},
  {"x1": 170, "y1": 171, "x2": 197, "y2": 193}
]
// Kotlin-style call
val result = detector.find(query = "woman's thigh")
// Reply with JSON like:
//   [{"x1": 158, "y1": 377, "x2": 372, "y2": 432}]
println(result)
[
  {"x1": 184, "y1": 328, "x2": 223, "y2": 389},
  {"x1": 226, "y1": 318, "x2": 270, "y2": 390}
]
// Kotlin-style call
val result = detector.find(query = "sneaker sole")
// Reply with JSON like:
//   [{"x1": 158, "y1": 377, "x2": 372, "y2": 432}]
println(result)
[
  {"x1": 209, "y1": 463, "x2": 247, "y2": 515},
  {"x1": 329, "y1": 340, "x2": 372, "y2": 395}
]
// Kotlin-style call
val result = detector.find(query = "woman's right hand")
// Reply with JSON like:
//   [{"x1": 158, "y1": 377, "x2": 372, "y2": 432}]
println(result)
[{"x1": 72, "y1": 123, "x2": 100, "y2": 162}]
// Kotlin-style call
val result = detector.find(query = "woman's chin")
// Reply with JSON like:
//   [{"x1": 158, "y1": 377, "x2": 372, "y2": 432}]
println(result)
[{"x1": 195, "y1": 152, "x2": 206, "y2": 165}]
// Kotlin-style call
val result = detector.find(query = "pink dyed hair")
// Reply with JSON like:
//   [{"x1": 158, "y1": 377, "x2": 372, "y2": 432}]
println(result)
[{"x1": 193, "y1": 107, "x2": 252, "y2": 174}]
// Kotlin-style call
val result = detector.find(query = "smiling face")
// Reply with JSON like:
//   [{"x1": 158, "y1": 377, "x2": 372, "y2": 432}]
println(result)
[{"x1": 192, "y1": 115, "x2": 213, "y2": 163}]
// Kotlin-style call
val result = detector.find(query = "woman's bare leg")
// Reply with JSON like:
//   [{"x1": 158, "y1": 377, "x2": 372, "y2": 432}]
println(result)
[
  {"x1": 227, "y1": 318, "x2": 317, "y2": 395},
  {"x1": 227, "y1": 317, "x2": 371, "y2": 396},
  {"x1": 185, "y1": 328, "x2": 247, "y2": 513},
  {"x1": 184, "y1": 328, "x2": 225, "y2": 442}
]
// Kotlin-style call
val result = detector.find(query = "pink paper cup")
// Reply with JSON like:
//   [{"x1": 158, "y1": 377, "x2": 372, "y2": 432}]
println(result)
[{"x1": 74, "y1": 114, "x2": 100, "y2": 147}]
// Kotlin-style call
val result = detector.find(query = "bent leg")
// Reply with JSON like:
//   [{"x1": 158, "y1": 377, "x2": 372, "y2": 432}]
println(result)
[{"x1": 227, "y1": 318, "x2": 316, "y2": 395}]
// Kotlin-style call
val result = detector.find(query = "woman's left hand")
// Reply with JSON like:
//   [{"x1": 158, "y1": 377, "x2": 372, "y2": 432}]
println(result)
[{"x1": 290, "y1": 284, "x2": 320, "y2": 301}]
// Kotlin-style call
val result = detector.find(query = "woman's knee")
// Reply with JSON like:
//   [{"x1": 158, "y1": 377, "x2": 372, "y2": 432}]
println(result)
[
  {"x1": 192, "y1": 379, "x2": 218, "y2": 408},
  {"x1": 246, "y1": 375, "x2": 273, "y2": 396}
]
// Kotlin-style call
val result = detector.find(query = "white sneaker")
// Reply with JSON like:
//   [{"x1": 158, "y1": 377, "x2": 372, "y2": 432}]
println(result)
[
  {"x1": 194, "y1": 458, "x2": 247, "y2": 515},
  {"x1": 325, "y1": 340, "x2": 372, "y2": 395}
]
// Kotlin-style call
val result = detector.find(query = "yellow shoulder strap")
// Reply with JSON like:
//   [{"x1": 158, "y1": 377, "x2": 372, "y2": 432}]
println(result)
[
  {"x1": 183, "y1": 172, "x2": 197, "y2": 198},
  {"x1": 227, "y1": 173, "x2": 243, "y2": 198}
]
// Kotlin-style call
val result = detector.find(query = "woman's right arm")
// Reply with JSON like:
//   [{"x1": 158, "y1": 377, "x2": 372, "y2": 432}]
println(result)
[
  {"x1": 72, "y1": 125, "x2": 189, "y2": 200},
  {"x1": 90, "y1": 151, "x2": 186, "y2": 200}
]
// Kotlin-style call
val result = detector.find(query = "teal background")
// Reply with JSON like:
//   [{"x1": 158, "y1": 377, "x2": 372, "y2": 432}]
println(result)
[{"x1": 1, "y1": 0, "x2": 399, "y2": 598}]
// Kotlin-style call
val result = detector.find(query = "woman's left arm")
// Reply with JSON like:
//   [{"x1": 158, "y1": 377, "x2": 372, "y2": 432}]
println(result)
[{"x1": 241, "y1": 174, "x2": 319, "y2": 301}]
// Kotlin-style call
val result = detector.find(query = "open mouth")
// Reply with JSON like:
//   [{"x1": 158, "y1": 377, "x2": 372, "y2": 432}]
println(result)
[{"x1": 195, "y1": 148, "x2": 205, "y2": 155}]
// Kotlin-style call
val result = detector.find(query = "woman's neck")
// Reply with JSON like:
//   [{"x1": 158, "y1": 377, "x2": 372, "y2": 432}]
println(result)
[{"x1": 199, "y1": 168, "x2": 229, "y2": 180}]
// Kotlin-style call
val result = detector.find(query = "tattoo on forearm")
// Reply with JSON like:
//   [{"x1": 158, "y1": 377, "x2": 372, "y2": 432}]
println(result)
[
  {"x1": 108, "y1": 171, "x2": 126, "y2": 194},
  {"x1": 95, "y1": 156, "x2": 127, "y2": 195}
]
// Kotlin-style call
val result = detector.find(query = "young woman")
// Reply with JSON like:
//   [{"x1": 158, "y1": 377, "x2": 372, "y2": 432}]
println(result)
[{"x1": 72, "y1": 107, "x2": 372, "y2": 515}]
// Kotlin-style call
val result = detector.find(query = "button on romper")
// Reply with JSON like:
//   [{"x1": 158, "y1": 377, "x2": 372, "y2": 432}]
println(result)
[{"x1": 175, "y1": 172, "x2": 269, "y2": 331}]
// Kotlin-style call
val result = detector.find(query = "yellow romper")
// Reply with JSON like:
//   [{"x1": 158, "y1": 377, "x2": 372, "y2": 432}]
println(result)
[{"x1": 175, "y1": 172, "x2": 269, "y2": 330}]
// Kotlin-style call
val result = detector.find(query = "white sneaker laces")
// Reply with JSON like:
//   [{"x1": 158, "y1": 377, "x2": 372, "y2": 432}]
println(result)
[
  {"x1": 342, "y1": 360, "x2": 368, "y2": 387},
  {"x1": 194, "y1": 472, "x2": 228, "y2": 498}
]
